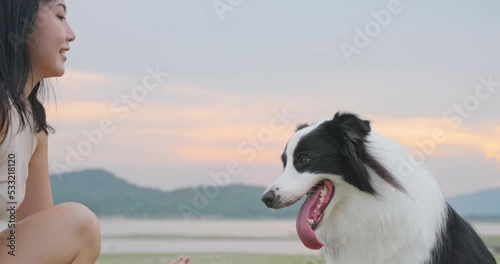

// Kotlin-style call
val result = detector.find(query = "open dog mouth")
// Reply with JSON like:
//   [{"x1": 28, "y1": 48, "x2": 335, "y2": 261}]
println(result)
[{"x1": 296, "y1": 180, "x2": 335, "y2": 250}]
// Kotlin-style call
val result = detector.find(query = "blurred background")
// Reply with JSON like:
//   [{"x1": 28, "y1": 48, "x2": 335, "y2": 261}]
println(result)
[{"x1": 30, "y1": 0, "x2": 500, "y2": 263}]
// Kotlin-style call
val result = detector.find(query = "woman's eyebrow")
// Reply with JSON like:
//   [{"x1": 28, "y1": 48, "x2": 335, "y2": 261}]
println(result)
[{"x1": 56, "y1": 3, "x2": 67, "y2": 13}]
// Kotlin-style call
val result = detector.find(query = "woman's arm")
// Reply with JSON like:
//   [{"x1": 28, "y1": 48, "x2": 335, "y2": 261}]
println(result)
[{"x1": 15, "y1": 131, "x2": 53, "y2": 222}]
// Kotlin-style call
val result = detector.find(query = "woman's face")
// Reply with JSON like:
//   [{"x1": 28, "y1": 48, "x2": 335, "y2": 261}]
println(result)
[{"x1": 28, "y1": 0, "x2": 76, "y2": 81}]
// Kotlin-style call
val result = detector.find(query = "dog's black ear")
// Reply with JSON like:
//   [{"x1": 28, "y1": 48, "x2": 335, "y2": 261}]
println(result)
[
  {"x1": 332, "y1": 112, "x2": 371, "y2": 138},
  {"x1": 328, "y1": 112, "x2": 371, "y2": 149},
  {"x1": 341, "y1": 142, "x2": 376, "y2": 194},
  {"x1": 328, "y1": 112, "x2": 375, "y2": 194}
]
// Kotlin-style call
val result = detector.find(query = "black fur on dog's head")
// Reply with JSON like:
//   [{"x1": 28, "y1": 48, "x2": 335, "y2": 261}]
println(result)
[{"x1": 282, "y1": 112, "x2": 404, "y2": 195}]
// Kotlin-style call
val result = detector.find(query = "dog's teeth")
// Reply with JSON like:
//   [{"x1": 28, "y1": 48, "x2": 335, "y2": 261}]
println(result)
[
  {"x1": 320, "y1": 189, "x2": 327, "y2": 198},
  {"x1": 319, "y1": 197, "x2": 324, "y2": 203},
  {"x1": 307, "y1": 218, "x2": 314, "y2": 225}
]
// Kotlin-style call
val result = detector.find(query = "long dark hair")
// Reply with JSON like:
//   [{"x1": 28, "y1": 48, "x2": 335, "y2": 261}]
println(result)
[{"x1": 0, "y1": 0, "x2": 54, "y2": 136}]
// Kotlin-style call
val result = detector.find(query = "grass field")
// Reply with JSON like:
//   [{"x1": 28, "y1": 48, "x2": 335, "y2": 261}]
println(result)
[
  {"x1": 484, "y1": 235, "x2": 500, "y2": 245},
  {"x1": 97, "y1": 253, "x2": 323, "y2": 264},
  {"x1": 485, "y1": 236, "x2": 500, "y2": 262},
  {"x1": 97, "y1": 252, "x2": 499, "y2": 264},
  {"x1": 97, "y1": 234, "x2": 500, "y2": 263}
]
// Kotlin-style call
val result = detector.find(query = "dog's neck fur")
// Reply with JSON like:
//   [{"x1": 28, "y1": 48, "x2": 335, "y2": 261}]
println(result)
[{"x1": 317, "y1": 132, "x2": 448, "y2": 264}]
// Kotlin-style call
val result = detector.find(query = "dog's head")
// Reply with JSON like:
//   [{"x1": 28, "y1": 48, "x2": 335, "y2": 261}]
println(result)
[{"x1": 261, "y1": 112, "x2": 402, "y2": 250}]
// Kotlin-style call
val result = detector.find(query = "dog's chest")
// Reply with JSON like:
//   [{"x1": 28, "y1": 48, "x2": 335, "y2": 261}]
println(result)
[
  {"x1": 318, "y1": 231, "x2": 431, "y2": 264},
  {"x1": 321, "y1": 249, "x2": 428, "y2": 264}
]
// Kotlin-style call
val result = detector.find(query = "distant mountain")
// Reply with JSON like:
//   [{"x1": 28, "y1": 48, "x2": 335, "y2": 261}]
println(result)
[
  {"x1": 50, "y1": 169, "x2": 302, "y2": 219},
  {"x1": 447, "y1": 189, "x2": 500, "y2": 220},
  {"x1": 50, "y1": 169, "x2": 500, "y2": 220}
]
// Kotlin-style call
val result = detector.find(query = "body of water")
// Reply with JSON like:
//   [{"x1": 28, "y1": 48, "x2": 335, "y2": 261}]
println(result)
[{"x1": 98, "y1": 218, "x2": 500, "y2": 254}]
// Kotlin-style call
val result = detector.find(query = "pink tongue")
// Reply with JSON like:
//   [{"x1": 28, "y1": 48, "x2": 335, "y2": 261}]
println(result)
[{"x1": 296, "y1": 185, "x2": 324, "y2": 250}]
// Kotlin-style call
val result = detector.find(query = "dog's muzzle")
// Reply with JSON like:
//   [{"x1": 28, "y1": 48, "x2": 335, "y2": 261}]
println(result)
[{"x1": 261, "y1": 190, "x2": 277, "y2": 208}]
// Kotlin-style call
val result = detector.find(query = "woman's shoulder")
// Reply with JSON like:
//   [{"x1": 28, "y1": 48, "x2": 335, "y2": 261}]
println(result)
[{"x1": 0, "y1": 103, "x2": 36, "y2": 146}]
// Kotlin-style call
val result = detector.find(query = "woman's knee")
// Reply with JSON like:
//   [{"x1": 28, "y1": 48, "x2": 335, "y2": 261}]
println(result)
[{"x1": 55, "y1": 202, "x2": 101, "y2": 244}]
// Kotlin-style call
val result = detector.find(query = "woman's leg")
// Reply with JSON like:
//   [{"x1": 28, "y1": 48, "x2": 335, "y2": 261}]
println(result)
[{"x1": 0, "y1": 202, "x2": 101, "y2": 264}]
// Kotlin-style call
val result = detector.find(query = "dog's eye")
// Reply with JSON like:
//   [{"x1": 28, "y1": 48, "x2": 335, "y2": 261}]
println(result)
[{"x1": 297, "y1": 156, "x2": 311, "y2": 165}]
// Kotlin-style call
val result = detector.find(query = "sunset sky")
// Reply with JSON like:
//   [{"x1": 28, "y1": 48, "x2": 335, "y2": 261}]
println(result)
[{"x1": 45, "y1": 0, "x2": 499, "y2": 197}]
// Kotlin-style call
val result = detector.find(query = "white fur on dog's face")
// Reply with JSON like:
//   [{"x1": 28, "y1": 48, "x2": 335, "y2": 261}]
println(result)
[{"x1": 263, "y1": 119, "x2": 343, "y2": 209}]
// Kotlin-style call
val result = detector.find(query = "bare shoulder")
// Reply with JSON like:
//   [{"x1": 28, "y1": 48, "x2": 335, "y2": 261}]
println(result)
[{"x1": 35, "y1": 130, "x2": 48, "y2": 151}]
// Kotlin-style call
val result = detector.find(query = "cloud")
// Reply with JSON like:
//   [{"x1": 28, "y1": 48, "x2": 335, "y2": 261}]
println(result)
[
  {"x1": 48, "y1": 0, "x2": 500, "y2": 196},
  {"x1": 46, "y1": 70, "x2": 499, "y2": 171},
  {"x1": 373, "y1": 117, "x2": 500, "y2": 162},
  {"x1": 426, "y1": 151, "x2": 500, "y2": 197},
  {"x1": 46, "y1": 101, "x2": 114, "y2": 122}
]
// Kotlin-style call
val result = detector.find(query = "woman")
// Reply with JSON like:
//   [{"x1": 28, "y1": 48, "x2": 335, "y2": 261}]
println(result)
[{"x1": 0, "y1": 1, "x2": 189, "y2": 263}]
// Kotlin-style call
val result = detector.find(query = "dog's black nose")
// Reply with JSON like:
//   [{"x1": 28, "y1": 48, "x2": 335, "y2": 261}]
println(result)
[{"x1": 262, "y1": 190, "x2": 276, "y2": 207}]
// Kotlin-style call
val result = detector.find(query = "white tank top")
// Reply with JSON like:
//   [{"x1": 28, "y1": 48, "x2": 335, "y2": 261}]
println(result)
[{"x1": 0, "y1": 104, "x2": 38, "y2": 220}]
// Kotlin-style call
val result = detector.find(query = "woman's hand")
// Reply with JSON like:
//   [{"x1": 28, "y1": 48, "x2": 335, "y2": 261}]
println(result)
[{"x1": 169, "y1": 255, "x2": 190, "y2": 264}]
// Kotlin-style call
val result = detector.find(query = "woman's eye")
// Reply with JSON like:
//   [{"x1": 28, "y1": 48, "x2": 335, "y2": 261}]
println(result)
[{"x1": 57, "y1": 15, "x2": 66, "y2": 21}]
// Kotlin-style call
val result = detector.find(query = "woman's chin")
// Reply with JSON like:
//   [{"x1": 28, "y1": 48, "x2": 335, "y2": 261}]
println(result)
[{"x1": 46, "y1": 68, "x2": 66, "y2": 79}]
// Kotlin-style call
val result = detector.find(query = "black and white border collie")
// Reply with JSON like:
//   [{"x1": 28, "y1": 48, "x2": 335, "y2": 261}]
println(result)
[{"x1": 262, "y1": 112, "x2": 496, "y2": 264}]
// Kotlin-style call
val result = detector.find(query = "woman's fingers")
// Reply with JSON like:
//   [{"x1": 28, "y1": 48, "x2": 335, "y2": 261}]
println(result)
[{"x1": 169, "y1": 255, "x2": 190, "y2": 264}]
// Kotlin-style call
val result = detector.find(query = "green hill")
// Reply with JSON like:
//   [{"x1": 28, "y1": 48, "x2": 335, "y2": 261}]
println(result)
[
  {"x1": 448, "y1": 188, "x2": 500, "y2": 221},
  {"x1": 50, "y1": 169, "x2": 302, "y2": 219},
  {"x1": 51, "y1": 168, "x2": 500, "y2": 220}
]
